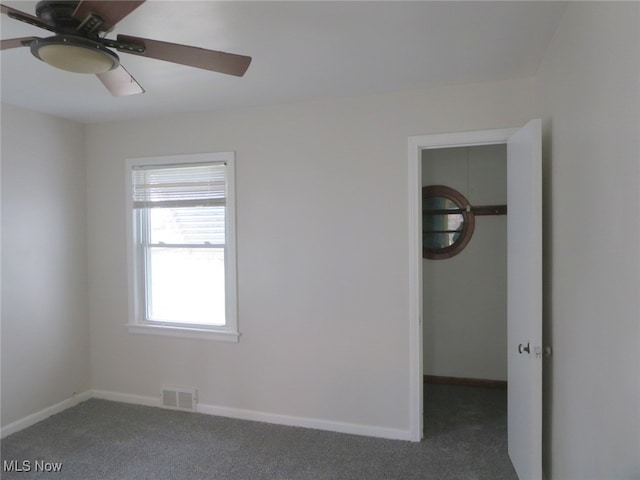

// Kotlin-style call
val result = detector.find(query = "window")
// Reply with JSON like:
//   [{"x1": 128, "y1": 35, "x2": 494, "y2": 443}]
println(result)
[
  {"x1": 422, "y1": 185, "x2": 475, "y2": 260},
  {"x1": 126, "y1": 152, "x2": 238, "y2": 342}
]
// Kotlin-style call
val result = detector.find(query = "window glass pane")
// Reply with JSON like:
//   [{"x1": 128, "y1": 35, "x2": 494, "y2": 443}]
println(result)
[
  {"x1": 147, "y1": 247, "x2": 225, "y2": 325},
  {"x1": 423, "y1": 213, "x2": 463, "y2": 249},
  {"x1": 423, "y1": 213, "x2": 463, "y2": 232},
  {"x1": 149, "y1": 206, "x2": 225, "y2": 245},
  {"x1": 425, "y1": 232, "x2": 452, "y2": 250},
  {"x1": 430, "y1": 196, "x2": 458, "y2": 210},
  {"x1": 447, "y1": 213, "x2": 464, "y2": 233},
  {"x1": 423, "y1": 213, "x2": 442, "y2": 232}
]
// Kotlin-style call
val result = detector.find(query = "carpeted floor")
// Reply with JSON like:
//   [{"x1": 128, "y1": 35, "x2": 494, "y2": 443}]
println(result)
[{"x1": 1, "y1": 384, "x2": 517, "y2": 479}]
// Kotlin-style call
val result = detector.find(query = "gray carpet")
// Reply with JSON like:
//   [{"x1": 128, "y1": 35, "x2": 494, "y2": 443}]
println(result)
[{"x1": 1, "y1": 384, "x2": 517, "y2": 479}]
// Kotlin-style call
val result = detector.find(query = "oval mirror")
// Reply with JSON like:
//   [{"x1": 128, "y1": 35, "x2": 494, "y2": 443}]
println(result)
[{"x1": 423, "y1": 185, "x2": 475, "y2": 259}]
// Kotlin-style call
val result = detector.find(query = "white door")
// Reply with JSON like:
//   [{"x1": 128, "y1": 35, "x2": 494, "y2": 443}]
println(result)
[{"x1": 507, "y1": 119, "x2": 543, "y2": 479}]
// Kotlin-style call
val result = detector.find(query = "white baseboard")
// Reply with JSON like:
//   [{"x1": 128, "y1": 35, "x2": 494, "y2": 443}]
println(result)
[
  {"x1": 91, "y1": 389, "x2": 160, "y2": 408},
  {"x1": 2, "y1": 389, "x2": 413, "y2": 442},
  {"x1": 0, "y1": 390, "x2": 92, "y2": 439},
  {"x1": 91, "y1": 389, "x2": 412, "y2": 441},
  {"x1": 196, "y1": 402, "x2": 412, "y2": 441}
]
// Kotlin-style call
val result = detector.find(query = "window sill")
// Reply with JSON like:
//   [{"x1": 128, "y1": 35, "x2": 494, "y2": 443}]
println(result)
[{"x1": 126, "y1": 323, "x2": 240, "y2": 342}]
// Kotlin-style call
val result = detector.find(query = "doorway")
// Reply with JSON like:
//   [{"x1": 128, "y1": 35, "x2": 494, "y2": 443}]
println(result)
[
  {"x1": 407, "y1": 127, "x2": 518, "y2": 442},
  {"x1": 408, "y1": 122, "x2": 543, "y2": 480},
  {"x1": 420, "y1": 144, "x2": 511, "y2": 474},
  {"x1": 421, "y1": 144, "x2": 507, "y2": 385}
]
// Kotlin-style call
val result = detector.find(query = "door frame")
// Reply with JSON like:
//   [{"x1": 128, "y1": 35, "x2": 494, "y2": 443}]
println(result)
[{"x1": 407, "y1": 127, "x2": 517, "y2": 442}]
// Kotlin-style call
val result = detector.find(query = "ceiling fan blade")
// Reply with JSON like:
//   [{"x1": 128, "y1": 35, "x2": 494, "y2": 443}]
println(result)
[
  {"x1": 1, "y1": 3, "x2": 55, "y2": 32},
  {"x1": 97, "y1": 64, "x2": 145, "y2": 97},
  {"x1": 73, "y1": 0, "x2": 145, "y2": 32},
  {"x1": 117, "y1": 34, "x2": 252, "y2": 77},
  {"x1": 0, "y1": 36, "x2": 38, "y2": 51}
]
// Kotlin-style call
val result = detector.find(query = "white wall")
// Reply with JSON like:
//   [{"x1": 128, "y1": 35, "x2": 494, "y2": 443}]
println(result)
[
  {"x1": 1, "y1": 104, "x2": 91, "y2": 426},
  {"x1": 1, "y1": 3, "x2": 637, "y2": 472},
  {"x1": 85, "y1": 78, "x2": 535, "y2": 436},
  {"x1": 422, "y1": 144, "x2": 507, "y2": 381},
  {"x1": 536, "y1": 3, "x2": 640, "y2": 479}
]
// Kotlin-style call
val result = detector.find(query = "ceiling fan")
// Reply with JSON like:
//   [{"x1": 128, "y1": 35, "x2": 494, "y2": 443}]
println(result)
[{"x1": 0, "y1": 0, "x2": 252, "y2": 96}]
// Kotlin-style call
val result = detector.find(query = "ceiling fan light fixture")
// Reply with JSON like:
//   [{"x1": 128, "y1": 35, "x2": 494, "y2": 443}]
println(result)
[{"x1": 31, "y1": 35, "x2": 119, "y2": 74}]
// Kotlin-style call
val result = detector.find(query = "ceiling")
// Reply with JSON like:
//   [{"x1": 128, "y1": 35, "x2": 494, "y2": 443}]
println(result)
[{"x1": 0, "y1": 1, "x2": 566, "y2": 124}]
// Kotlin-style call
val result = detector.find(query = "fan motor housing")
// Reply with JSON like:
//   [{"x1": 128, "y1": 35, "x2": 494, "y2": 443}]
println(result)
[{"x1": 35, "y1": 1, "x2": 81, "y2": 30}]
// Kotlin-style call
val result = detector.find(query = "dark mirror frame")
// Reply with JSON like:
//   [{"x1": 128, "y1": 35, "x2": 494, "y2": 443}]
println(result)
[{"x1": 422, "y1": 185, "x2": 475, "y2": 260}]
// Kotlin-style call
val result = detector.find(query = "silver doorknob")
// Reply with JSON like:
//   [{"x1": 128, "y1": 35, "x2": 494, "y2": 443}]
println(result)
[{"x1": 518, "y1": 342, "x2": 530, "y2": 354}]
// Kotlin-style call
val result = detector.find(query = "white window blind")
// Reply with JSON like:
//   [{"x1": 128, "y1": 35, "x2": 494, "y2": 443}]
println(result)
[
  {"x1": 132, "y1": 163, "x2": 226, "y2": 209},
  {"x1": 132, "y1": 163, "x2": 227, "y2": 246}
]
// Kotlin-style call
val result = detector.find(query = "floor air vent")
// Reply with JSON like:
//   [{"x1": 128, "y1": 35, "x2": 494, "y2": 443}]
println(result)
[{"x1": 161, "y1": 386, "x2": 197, "y2": 412}]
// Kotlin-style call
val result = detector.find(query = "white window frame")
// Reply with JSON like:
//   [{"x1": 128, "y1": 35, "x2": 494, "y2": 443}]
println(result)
[{"x1": 125, "y1": 152, "x2": 239, "y2": 342}]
